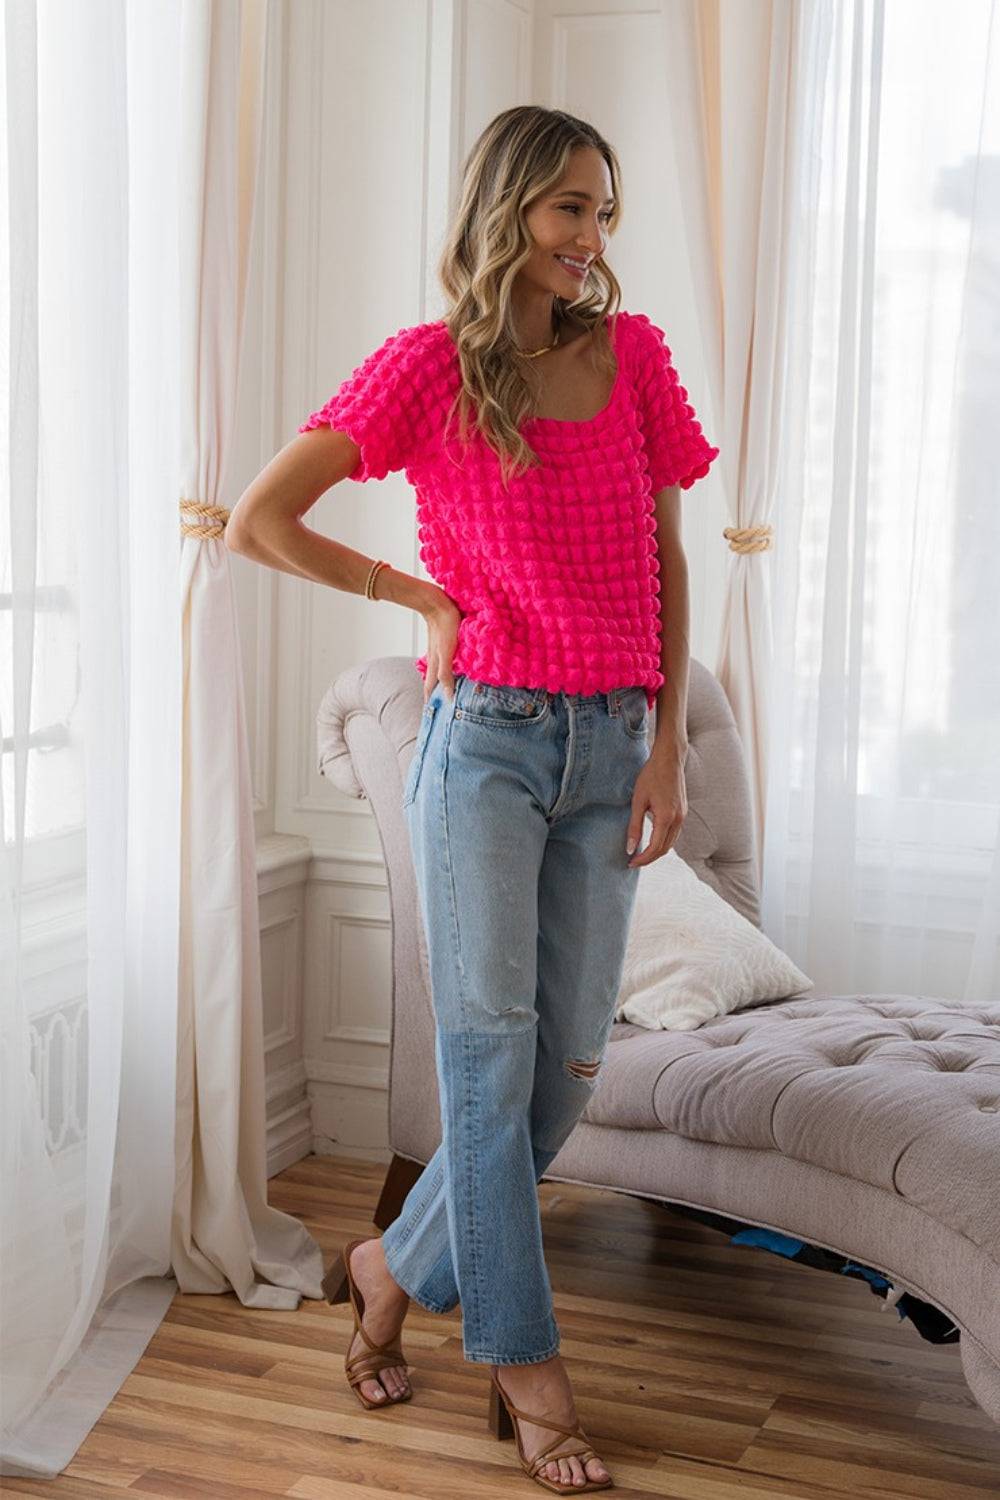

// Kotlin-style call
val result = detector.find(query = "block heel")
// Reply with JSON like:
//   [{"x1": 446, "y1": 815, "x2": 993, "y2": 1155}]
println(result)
[{"x1": 488, "y1": 1364, "x2": 613, "y2": 1493}]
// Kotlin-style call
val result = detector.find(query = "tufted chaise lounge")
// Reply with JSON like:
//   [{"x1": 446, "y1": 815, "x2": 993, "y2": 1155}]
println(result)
[{"x1": 316, "y1": 654, "x2": 1000, "y2": 1426}]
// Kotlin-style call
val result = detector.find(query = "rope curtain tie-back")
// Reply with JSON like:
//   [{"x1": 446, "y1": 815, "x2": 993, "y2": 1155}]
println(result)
[
  {"x1": 724, "y1": 524, "x2": 773, "y2": 554},
  {"x1": 178, "y1": 503, "x2": 772, "y2": 558},
  {"x1": 180, "y1": 498, "x2": 231, "y2": 538}
]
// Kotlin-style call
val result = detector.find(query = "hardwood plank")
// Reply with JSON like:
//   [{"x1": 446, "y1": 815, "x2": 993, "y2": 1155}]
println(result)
[
  {"x1": 8, "y1": 1152, "x2": 997, "y2": 1500},
  {"x1": 65, "y1": 1434, "x2": 300, "y2": 1499}
]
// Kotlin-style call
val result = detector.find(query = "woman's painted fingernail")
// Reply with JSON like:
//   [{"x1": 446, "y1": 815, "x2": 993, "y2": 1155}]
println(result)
[{"x1": 626, "y1": 837, "x2": 636, "y2": 855}]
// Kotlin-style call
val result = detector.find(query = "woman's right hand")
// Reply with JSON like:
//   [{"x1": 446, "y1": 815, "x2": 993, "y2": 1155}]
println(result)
[{"x1": 420, "y1": 592, "x2": 463, "y2": 703}]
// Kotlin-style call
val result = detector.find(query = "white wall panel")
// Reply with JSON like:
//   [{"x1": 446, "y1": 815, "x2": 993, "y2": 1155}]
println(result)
[
  {"x1": 460, "y1": 0, "x2": 533, "y2": 150},
  {"x1": 276, "y1": 0, "x2": 437, "y2": 856}
]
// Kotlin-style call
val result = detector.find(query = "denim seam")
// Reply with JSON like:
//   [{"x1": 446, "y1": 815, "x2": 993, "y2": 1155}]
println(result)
[
  {"x1": 470, "y1": 680, "x2": 549, "y2": 710},
  {"x1": 381, "y1": 1247, "x2": 452, "y2": 1314},
  {"x1": 547, "y1": 702, "x2": 578, "y2": 821},
  {"x1": 420, "y1": 1240, "x2": 461, "y2": 1313},
  {"x1": 458, "y1": 684, "x2": 552, "y2": 729},
  {"x1": 382, "y1": 1200, "x2": 457, "y2": 1314},
  {"x1": 619, "y1": 686, "x2": 649, "y2": 738},
  {"x1": 463, "y1": 1339, "x2": 561, "y2": 1365},
  {"x1": 439, "y1": 733, "x2": 486, "y2": 1344},
  {"x1": 403, "y1": 701, "x2": 437, "y2": 807},
  {"x1": 439, "y1": 706, "x2": 470, "y2": 1023},
  {"x1": 457, "y1": 708, "x2": 551, "y2": 729},
  {"x1": 389, "y1": 1156, "x2": 443, "y2": 1249},
  {"x1": 465, "y1": 1027, "x2": 482, "y2": 1348}
]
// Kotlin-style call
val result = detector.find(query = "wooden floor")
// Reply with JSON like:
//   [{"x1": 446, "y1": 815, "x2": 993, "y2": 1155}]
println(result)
[{"x1": 7, "y1": 1152, "x2": 1000, "y2": 1499}]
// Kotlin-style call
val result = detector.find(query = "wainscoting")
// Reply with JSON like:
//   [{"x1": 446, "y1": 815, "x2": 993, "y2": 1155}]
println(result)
[
  {"x1": 258, "y1": 834, "x2": 397, "y2": 1176},
  {"x1": 20, "y1": 832, "x2": 388, "y2": 1194}
]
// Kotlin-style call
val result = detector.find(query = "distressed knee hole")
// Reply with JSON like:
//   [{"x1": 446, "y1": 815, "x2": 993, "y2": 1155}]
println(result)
[{"x1": 565, "y1": 1056, "x2": 601, "y2": 1082}]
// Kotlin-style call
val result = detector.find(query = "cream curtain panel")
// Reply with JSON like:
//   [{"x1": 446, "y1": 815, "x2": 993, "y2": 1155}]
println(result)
[
  {"x1": 659, "y1": 0, "x2": 826, "y2": 871},
  {"x1": 171, "y1": 0, "x2": 322, "y2": 1313},
  {"x1": 2, "y1": 0, "x2": 320, "y2": 1478}
]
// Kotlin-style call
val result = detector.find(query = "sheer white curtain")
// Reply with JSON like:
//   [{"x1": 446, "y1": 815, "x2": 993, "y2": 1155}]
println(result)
[
  {"x1": 1, "y1": 0, "x2": 321, "y2": 1477},
  {"x1": 761, "y1": 0, "x2": 1000, "y2": 1003},
  {"x1": 1, "y1": 0, "x2": 182, "y2": 1474},
  {"x1": 661, "y1": 0, "x2": 999, "y2": 1005}
]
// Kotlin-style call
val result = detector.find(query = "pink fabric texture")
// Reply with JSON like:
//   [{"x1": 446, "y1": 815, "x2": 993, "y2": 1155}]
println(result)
[{"x1": 298, "y1": 311, "x2": 719, "y2": 708}]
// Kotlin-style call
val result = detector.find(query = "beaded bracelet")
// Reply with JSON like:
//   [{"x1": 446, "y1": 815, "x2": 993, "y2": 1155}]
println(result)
[{"x1": 365, "y1": 558, "x2": 390, "y2": 600}]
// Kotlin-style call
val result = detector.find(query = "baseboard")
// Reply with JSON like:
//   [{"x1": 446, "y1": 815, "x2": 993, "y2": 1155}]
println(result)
[{"x1": 266, "y1": 1094, "x2": 314, "y2": 1177}]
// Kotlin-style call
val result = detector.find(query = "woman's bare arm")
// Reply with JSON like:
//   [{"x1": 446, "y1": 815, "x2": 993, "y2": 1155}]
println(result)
[
  {"x1": 225, "y1": 426, "x2": 443, "y2": 614},
  {"x1": 649, "y1": 484, "x2": 690, "y2": 759}
]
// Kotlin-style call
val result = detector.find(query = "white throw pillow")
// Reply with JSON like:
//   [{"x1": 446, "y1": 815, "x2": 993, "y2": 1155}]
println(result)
[{"x1": 616, "y1": 849, "x2": 813, "y2": 1030}]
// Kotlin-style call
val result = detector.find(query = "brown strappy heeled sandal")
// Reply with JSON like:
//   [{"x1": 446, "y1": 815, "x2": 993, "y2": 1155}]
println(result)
[
  {"x1": 488, "y1": 1364, "x2": 614, "y2": 1493},
  {"x1": 324, "y1": 1236, "x2": 412, "y2": 1409}
]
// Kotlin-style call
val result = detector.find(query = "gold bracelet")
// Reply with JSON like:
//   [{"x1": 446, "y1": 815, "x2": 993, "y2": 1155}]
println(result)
[{"x1": 365, "y1": 558, "x2": 390, "y2": 600}]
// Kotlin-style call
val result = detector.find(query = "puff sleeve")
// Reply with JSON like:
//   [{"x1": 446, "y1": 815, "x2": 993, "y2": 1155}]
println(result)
[
  {"x1": 628, "y1": 313, "x2": 719, "y2": 492},
  {"x1": 298, "y1": 322, "x2": 434, "y2": 481}
]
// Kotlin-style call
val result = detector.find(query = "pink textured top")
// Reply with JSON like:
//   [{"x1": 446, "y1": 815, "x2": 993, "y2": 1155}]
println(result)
[{"x1": 299, "y1": 311, "x2": 719, "y2": 709}]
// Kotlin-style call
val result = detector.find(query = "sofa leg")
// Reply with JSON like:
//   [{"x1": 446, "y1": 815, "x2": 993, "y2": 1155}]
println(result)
[
  {"x1": 374, "y1": 1152, "x2": 425, "y2": 1231},
  {"x1": 321, "y1": 1250, "x2": 349, "y2": 1305},
  {"x1": 319, "y1": 1157, "x2": 424, "y2": 1302}
]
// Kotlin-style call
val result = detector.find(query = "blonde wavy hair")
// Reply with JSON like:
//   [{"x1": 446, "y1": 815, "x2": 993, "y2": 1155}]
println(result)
[{"x1": 438, "y1": 106, "x2": 624, "y2": 488}]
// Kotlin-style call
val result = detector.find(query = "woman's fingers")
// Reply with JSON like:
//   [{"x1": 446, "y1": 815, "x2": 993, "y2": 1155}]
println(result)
[
  {"x1": 627, "y1": 807, "x2": 682, "y2": 867},
  {"x1": 423, "y1": 596, "x2": 463, "y2": 701}
]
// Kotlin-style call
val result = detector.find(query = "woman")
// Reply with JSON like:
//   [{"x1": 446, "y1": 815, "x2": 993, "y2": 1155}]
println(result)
[{"x1": 229, "y1": 105, "x2": 718, "y2": 1495}]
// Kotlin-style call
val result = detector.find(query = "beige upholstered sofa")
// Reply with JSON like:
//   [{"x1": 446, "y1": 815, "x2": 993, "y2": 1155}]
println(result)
[{"x1": 316, "y1": 655, "x2": 1000, "y2": 1427}]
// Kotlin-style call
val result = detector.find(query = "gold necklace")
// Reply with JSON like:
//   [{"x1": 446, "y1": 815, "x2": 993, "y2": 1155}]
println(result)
[{"x1": 516, "y1": 323, "x2": 561, "y2": 359}]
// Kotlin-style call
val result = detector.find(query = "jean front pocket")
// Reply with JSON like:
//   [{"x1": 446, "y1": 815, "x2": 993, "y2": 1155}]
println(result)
[
  {"x1": 619, "y1": 687, "x2": 650, "y2": 740},
  {"x1": 402, "y1": 696, "x2": 439, "y2": 807},
  {"x1": 456, "y1": 680, "x2": 551, "y2": 729}
]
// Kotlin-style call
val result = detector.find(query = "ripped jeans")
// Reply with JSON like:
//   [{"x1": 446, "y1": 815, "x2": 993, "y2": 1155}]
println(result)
[{"x1": 379, "y1": 672, "x2": 651, "y2": 1365}]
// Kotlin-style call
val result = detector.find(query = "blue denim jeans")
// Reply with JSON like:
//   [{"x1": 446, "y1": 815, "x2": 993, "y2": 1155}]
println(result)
[{"x1": 380, "y1": 672, "x2": 651, "y2": 1365}]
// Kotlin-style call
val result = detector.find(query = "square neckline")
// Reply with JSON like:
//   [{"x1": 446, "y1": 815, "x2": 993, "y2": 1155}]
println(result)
[
  {"x1": 524, "y1": 313, "x2": 621, "y2": 427},
  {"x1": 438, "y1": 312, "x2": 623, "y2": 428}
]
